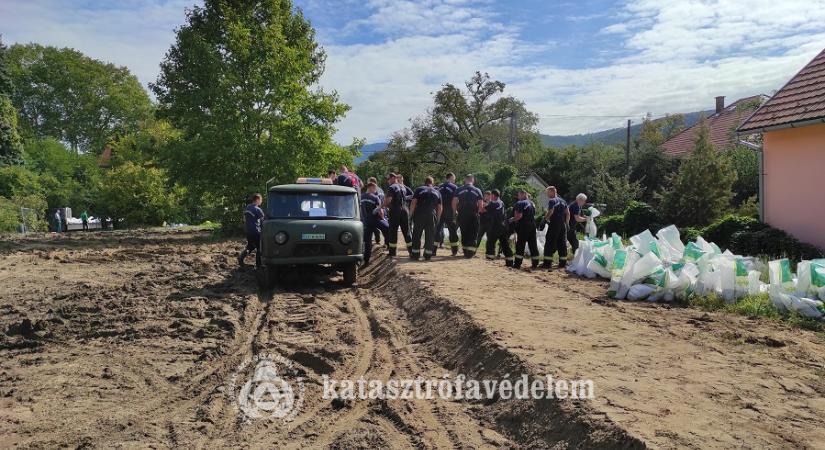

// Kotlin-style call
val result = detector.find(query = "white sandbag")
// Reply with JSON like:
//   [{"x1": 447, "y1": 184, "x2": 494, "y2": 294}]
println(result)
[
  {"x1": 630, "y1": 230, "x2": 657, "y2": 256},
  {"x1": 568, "y1": 239, "x2": 596, "y2": 278},
  {"x1": 587, "y1": 251, "x2": 612, "y2": 278},
  {"x1": 717, "y1": 257, "x2": 736, "y2": 303},
  {"x1": 608, "y1": 249, "x2": 633, "y2": 298},
  {"x1": 656, "y1": 225, "x2": 685, "y2": 264},
  {"x1": 628, "y1": 284, "x2": 656, "y2": 301},
  {"x1": 796, "y1": 259, "x2": 825, "y2": 300},
  {"x1": 771, "y1": 292, "x2": 824, "y2": 319},
  {"x1": 585, "y1": 207, "x2": 600, "y2": 238},
  {"x1": 747, "y1": 270, "x2": 763, "y2": 296},
  {"x1": 768, "y1": 259, "x2": 796, "y2": 294},
  {"x1": 617, "y1": 252, "x2": 662, "y2": 299},
  {"x1": 535, "y1": 229, "x2": 547, "y2": 252}
]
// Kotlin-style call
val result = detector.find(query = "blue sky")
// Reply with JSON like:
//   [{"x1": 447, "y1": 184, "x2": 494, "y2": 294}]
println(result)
[{"x1": 2, "y1": 0, "x2": 824, "y2": 143}]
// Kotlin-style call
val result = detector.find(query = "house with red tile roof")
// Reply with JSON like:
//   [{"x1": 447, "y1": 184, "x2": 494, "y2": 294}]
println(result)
[
  {"x1": 662, "y1": 95, "x2": 767, "y2": 157},
  {"x1": 737, "y1": 47, "x2": 825, "y2": 249}
]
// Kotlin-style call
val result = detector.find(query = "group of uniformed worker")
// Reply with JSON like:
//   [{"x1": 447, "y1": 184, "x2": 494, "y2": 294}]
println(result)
[{"x1": 353, "y1": 171, "x2": 590, "y2": 269}]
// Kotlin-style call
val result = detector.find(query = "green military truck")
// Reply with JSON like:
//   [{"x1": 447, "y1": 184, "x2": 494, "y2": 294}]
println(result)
[{"x1": 259, "y1": 178, "x2": 364, "y2": 287}]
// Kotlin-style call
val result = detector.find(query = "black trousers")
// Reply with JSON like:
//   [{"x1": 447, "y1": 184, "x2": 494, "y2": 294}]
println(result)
[
  {"x1": 485, "y1": 226, "x2": 514, "y2": 265},
  {"x1": 457, "y1": 212, "x2": 480, "y2": 257},
  {"x1": 477, "y1": 220, "x2": 490, "y2": 247},
  {"x1": 245, "y1": 231, "x2": 261, "y2": 267},
  {"x1": 567, "y1": 224, "x2": 579, "y2": 253},
  {"x1": 82, "y1": 220, "x2": 88, "y2": 231},
  {"x1": 514, "y1": 223, "x2": 539, "y2": 268},
  {"x1": 411, "y1": 212, "x2": 437, "y2": 260},
  {"x1": 387, "y1": 207, "x2": 411, "y2": 256},
  {"x1": 543, "y1": 221, "x2": 568, "y2": 265},
  {"x1": 437, "y1": 214, "x2": 459, "y2": 254},
  {"x1": 363, "y1": 219, "x2": 389, "y2": 264}
]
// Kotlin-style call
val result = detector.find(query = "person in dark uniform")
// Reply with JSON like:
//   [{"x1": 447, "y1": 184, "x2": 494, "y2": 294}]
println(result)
[
  {"x1": 567, "y1": 193, "x2": 588, "y2": 254},
  {"x1": 409, "y1": 177, "x2": 442, "y2": 261},
  {"x1": 383, "y1": 173, "x2": 413, "y2": 257},
  {"x1": 397, "y1": 174, "x2": 414, "y2": 234},
  {"x1": 510, "y1": 189, "x2": 539, "y2": 269},
  {"x1": 367, "y1": 176, "x2": 385, "y2": 244},
  {"x1": 484, "y1": 190, "x2": 514, "y2": 267},
  {"x1": 452, "y1": 174, "x2": 484, "y2": 258},
  {"x1": 541, "y1": 186, "x2": 570, "y2": 269},
  {"x1": 435, "y1": 172, "x2": 459, "y2": 256},
  {"x1": 477, "y1": 190, "x2": 493, "y2": 248},
  {"x1": 238, "y1": 193, "x2": 265, "y2": 268},
  {"x1": 360, "y1": 182, "x2": 389, "y2": 266}
]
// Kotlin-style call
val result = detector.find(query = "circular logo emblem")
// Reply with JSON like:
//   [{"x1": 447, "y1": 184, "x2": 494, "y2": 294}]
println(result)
[{"x1": 228, "y1": 353, "x2": 305, "y2": 421}]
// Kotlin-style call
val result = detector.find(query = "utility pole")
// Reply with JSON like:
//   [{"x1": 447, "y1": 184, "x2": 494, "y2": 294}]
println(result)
[
  {"x1": 625, "y1": 119, "x2": 631, "y2": 173},
  {"x1": 509, "y1": 111, "x2": 517, "y2": 163}
]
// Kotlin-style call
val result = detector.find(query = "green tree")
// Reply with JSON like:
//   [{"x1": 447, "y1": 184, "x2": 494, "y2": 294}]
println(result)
[
  {"x1": 660, "y1": 118, "x2": 736, "y2": 227},
  {"x1": 0, "y1": 37, "x2": 12, "y2": 97},
  {"x1": 94, "y1": 162, "x2": 180, "y2": 227},
  {"x1": 6, "y1": 43, "x2": 153, "y2": 153},
  {"x1": 151, "y1": 0, "x2": 350, "y2": 228},
  {"x1": 22, "y1": 137, "x2": 102, "y2": 211},
  {"x1": 630, "y1": 115, "x2": 679, "y2": 198},
  {"x1": 0, "y1": 96, "x2": 24, "y2": 165},
  {"x1": 591, "y1": 173, "x2": 643, "y2": 216},
  {"x1": 725, "y1": 145, "x2": 759, "y2": 205}
]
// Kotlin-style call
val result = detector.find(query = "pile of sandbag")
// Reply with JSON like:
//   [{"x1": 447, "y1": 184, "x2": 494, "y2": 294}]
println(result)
[{"x1": 566, "y1": 225, "x2": 825, "y2": 319}]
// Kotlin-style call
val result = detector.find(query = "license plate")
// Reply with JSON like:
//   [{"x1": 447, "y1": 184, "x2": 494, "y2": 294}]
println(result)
[{"x1": 301, "y1": 233, "x2": 326, "y2": 240}]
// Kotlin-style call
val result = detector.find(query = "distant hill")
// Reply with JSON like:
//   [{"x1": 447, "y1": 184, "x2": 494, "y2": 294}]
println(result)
[
  {"x1": 354, "y1": 141, "x2": 388, "y2": 164},
  {"x1": 539, "y1": 110, "x2": 712, "y2": 147},
  {"x1": 355, "y1": 109, "x2": 713, "y2": 163}
]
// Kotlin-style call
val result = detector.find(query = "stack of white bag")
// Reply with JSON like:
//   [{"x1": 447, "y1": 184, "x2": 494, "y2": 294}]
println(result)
[{"x1": 566, "y1": 224, "x2": 825, "y2": 319}]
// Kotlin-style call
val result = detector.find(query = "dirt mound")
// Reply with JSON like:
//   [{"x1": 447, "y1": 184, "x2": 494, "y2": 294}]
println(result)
[{"x1": 363, "y1": 253, "x2": 646, "y2": 449}]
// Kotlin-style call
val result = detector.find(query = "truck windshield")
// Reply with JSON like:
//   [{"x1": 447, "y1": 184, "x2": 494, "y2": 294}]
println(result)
[{"x1": 267, "y1": 191, "x2": 357, "y2": 219}]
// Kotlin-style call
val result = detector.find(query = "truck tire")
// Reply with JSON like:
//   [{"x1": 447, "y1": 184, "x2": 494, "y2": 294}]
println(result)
[{"x1": 342, "y1": 263, "x2": 357, "y2": 286}]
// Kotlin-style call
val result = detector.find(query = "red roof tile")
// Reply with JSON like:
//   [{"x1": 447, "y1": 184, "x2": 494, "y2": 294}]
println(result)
[
  {"x1": 662, "y1": 95, "x2": 766, "y2": 157},
  {"x1": 739, "y1": 48, "x2": 825, "y2": 132}
]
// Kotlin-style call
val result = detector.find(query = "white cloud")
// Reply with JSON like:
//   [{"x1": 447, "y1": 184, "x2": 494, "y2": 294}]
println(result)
[{"x1": 2, "y1": 0, "x2": 824, "y2": 143}]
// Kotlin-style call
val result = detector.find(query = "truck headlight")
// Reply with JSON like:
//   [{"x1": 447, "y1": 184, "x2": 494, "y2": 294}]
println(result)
[
  {"x1": 339, "y1": 231, "x2": 353, "y2": 245},
  {"x1": 275, "y1": 231, "x2": 288, "y2": 245}
]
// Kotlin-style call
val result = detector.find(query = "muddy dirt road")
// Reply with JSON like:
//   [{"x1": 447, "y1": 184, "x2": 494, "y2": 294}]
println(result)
[{"x1": 1, "y1": 229, "x2": 822, "y2": 449}]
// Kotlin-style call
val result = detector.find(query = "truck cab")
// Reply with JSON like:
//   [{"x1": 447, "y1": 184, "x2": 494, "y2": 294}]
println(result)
[{"x1": 260, "y1": 178, "x2": 363, "y2": 286}]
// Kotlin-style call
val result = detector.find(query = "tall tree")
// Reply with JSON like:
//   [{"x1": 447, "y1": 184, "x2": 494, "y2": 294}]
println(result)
[
  {"x1": 660, "y1": 118, "x2": 736, "y2": 227},
  {"x1": 6, "y1": 43, "x2": 153, "y2": 153},
  {"x1": 630, "y1": 115, "x2": 679, "y2": 198},
  {"x1": 151, "y1": 0, "x2": 350, "y2": 226},
  {"x1": 0, "y1": 37, "x2": 12, "y2": 97},
  {"x1": 0, "y1": 97, "x2": 23, "y2": 166}
]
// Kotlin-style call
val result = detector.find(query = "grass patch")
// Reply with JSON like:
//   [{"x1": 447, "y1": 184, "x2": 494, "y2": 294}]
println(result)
[{"x1": 688, "y1": 293, "x2": 823, "y2": 332}]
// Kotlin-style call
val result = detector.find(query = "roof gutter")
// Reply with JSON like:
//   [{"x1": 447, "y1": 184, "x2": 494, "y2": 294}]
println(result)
[{"x1": 738, "y1": 116, "x2": 825, "y2": 135}]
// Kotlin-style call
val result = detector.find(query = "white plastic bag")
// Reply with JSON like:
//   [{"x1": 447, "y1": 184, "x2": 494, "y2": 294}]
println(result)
[{"x1": 628, "y1": 284, "x2": 656, "y2": 301}]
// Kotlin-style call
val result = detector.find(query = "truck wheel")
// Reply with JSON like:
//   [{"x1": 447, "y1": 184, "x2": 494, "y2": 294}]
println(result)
[{"x1": 342, "y1": 263, "x2": 357, "y2": 286}]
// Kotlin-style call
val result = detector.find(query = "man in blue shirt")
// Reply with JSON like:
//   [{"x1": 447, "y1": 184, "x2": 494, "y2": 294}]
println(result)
[
  {"x1": 360, "y1": 182, "x2": 389, "y2": 266},
  {"x1": 239, "y1": 193, "x2": 265, "y2": 268},
  {"x1": 510, "y1": 190, "x2": 540, "y2": 269},
  {"x1": 452, "y1": 174, "x2": 484, "y2": 258},
  {"x1": 484, "y1": 190, "x2": 514, "y2": 266},
  {"x1": 541, "y1": 186, "x2": 570, "y2": 269},
  {"x1": 383, "y1": 173, "x2": 413, "y2": 257},
  {"x1": 436, "y1": 172, "x2": 459, "y2": 256},
  {"x1": 409, "y1": 176, "x2": 443, "y2": 261}
]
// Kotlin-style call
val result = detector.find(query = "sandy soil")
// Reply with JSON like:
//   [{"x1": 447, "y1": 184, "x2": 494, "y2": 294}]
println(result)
[
  {"x1": 2, "y1": 229, "x2": 822, "y2": 449},
  {"x1": 394, "y1": 254, "x2": 825, "y2": 449}
]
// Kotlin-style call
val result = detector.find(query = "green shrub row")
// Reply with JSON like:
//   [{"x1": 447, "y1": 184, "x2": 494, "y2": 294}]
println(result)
[{"x1": 596, "y1": 206, "x2": 824, "y2": 260}]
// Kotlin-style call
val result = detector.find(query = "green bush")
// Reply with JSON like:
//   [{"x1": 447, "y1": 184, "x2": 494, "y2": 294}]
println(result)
[
  {"x1": 702, "y1": 214, "x2": 765, "y2": 250},
  {"x1": 623, "y1": 201, "x2": 660, "y2": 235},
  {"x1": 680, "y1": 227, "x2": 702, "y2": 242},
  {"x1": 598, "y1": 214, "x2": 625, "y2": 236},
  {"x1": 730, "y1": 226, "x2": 824, "y2": 261}
]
